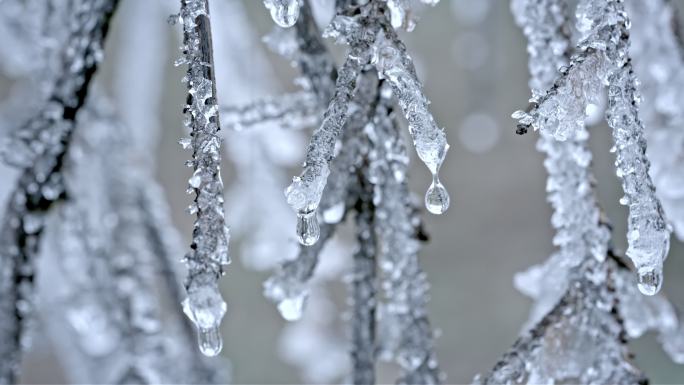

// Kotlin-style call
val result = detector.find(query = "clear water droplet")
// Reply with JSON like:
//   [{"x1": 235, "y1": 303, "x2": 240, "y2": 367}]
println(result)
[
  {"x1": 637, "y1": 266, "x2": 662, "y2": 296},
  {"x1": 296, "y1": 211, "x2": 319, "y2": 245},
  {"x1": 265, "y1": 0, "x2": 301, "y2": 28},
  {"x1": 425, "y1": 177, "x2": 450, "y2": 214},
  {"x1": 197, "y1": 326, "x2": 223, "y2": 357},
  {"x1": 277, "y1": 294, "x2": 307, "y2": 321}
]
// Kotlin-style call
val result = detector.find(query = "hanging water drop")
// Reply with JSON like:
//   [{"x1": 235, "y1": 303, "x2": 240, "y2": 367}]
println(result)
[
  {"x1": 263, "y1": 0, "x2": 301, "y2": 28},
  {"x1": 296, "y1": 210, "x2": 319, "y2": 246},
  {"x1": 425, "y1": 176, "x2": 450, "y2": 215},
  {"x1": 636, "y1": 266, "x2": 662, "y2": 296},
  {"x1": 197, "y1": 326, "x2": 223, "y2": 357}
]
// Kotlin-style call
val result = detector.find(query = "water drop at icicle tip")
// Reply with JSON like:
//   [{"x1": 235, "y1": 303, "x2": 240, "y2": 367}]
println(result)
[
  {"x1": 296, "y1": 211, "x2": 320, "y2": 246},
  {"x1": 198, "y1": 326, "x2": 223, "y2": 357},
  {"x1": 266, "y1": 0, "x2": 301, "y2": 28},
  {"x1": 425, "y1": 176, "x2": 450, "y2": 215},
  {"x1": 637, "y1": 266, "x2": 662, "y2": 296}
]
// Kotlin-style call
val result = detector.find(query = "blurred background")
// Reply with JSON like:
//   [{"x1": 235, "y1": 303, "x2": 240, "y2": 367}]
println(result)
[{"x1": 2, "y1": 0, "x2": 684, "y2": 383}]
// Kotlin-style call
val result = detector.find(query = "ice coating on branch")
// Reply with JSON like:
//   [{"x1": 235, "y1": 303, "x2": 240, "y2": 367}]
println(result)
[
  {"x1": 264, "y1": 0, "x2": 301, "y2": 28},
  {"x1": 284, "y1": 53, "x2": 362, "y2": 245},
  {"x1": 607, "y1": 63, "x2": 670, "y2": 296},
  {"x1": 372, "y1": 26, "x2": 450, "y2": 215},
  {"x1": 0, "y1": 1, "x2": 118, "y2": 382},
  {"x1": 479, "y1": 259, "x2": 647, "y2": 385},
  {"x1": 220, "y1": 91, "x2": 319, "y2": 131},
  {"x1": 177, "y1": 0, "x2": 230, "y2": 356},
  {"x1": 512, "y1": 0, "x2": 609, "y2": 279},
  {"x1": 36, "y1": 98, "x2": 226, "y2": 383},
  {"x1": 626, "y1": 0, "x2": 684, "y2": 241},
  {"x1": 512, "y1": 0, "x2": 671, "y2": 295},
  {"x1": 371, "y1": 83, "x2": 441, "y2": 384}
]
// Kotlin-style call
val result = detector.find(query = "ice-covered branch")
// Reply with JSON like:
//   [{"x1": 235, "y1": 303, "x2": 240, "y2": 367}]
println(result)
[
  {"x1": 626, "y1": 0, "x2": 684, "y2": 241},
  {"x1": 0, "y1": 1, "x2": 118, "y2": 382},
  {"x1": 220, "y1": 91, "x2": 319, "y2": 131},
  {"x1": 285, "y1": 54, "x2": 364, "y2": 246},
  {"x1": 478, "y1": 259, "x2": 647, "y2": 384},
  {"x1": 371, "y1": 82, "x2": 441, "y2": 385},
  {"x1": 350, "y1": 173, "x2": 377, "y2": 385},
  {"x1": 512, "y1": 0, "x2": 671, "y2": 295},
  {"x1": 175, "y1": 0, "x2": 230, "y2": 357}
]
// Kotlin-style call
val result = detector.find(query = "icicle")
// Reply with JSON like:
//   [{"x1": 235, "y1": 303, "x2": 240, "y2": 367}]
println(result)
[
  {"x1": 372, "y1": 25, "x2": 450, "y2": 215},
  {"x1": 0, "y1": 1, "x2": 118, "y2": 382},
  {"x1": 177, "y1": 0, "x2": 230, "y2": 356},
  {"x1": 264, "y1": 0, "x2": 301, "y2": 28},
  {"x1": 626, "y1": 0, "x2": 684, "y2": 241}
]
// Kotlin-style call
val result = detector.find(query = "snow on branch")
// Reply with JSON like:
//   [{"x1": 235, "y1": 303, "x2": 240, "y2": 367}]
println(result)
[
  {"x1": 175, "y1": 0, "x2": 230, "y2": 357},
  {"x1": 0, "y1": 1, "x2": 118, "y2": 382}
]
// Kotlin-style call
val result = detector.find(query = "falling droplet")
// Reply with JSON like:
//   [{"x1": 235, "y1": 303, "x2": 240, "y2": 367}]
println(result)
[
  {"x1": 264, "y1": 0, "x2": 301, "y2": 28},
  {"x1": 197, "y1": 326, "x2": 223, "y2": 357},
  {"x1": 296, "y1": 211, "x2": 319, "y2": 246},
  {"x1": 277, "y1": 294, "x2": 307, "y2": 321},
  {"x1": 637, "y1": 266, "x2": 662, "y2": 296},
  {"x1": 425, "y1": 176, "x2": 450, "y2": 214}
]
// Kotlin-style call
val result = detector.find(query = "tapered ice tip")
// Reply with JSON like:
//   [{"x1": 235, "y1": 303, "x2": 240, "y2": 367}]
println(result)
[
  {"x1": 198, "y1": 326, "x2": 223, "y2": 357},
  {"x1": 296, "y1": 211, "x2": 320, "y2": 246}
]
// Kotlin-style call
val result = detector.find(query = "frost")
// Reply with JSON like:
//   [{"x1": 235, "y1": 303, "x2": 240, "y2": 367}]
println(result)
[
  {"x1": 177, "y1": 0, "x2": 230, "y2": 357},
  {"x1": 512, "y1": 0, "x2": 671, "y2": 295}
]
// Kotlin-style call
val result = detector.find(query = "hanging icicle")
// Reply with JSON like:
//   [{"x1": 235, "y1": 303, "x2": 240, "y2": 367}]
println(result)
[{"x1": 175, "y1": 0, "x2": 230, "y2": 357}]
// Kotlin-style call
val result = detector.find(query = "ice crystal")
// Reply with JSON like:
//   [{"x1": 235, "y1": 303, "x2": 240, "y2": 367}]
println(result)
[
  {"x1": 177, "y1": 0, "x2": 230, "y2": 357},
  {"x1": 512, "y1": 0, "x2": 670, "y2": 295},
  {"x1": 0, "y1": 1, "x2": 118, "y2": 382}
]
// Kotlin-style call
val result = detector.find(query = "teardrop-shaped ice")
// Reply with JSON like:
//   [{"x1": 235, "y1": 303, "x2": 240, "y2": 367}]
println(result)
[
  {"x1": 636, "y1": 266, "x2": 662, "y2": 296},
  {"x1": 198, "y1": 326, "x2": 223, "y2": 357},
  {"x1": 264, "y1": 0, "x2": 300, "y2": 28},
  {"x1": 296, "y1": 211, "x2": 320, "y2": 246},
  {"x1": 425, "y1": 177, "x2": 450, "y2": 215}
]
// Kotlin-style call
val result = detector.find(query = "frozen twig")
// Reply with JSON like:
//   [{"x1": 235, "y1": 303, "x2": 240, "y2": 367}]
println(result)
[{"x1": 175, "y1": 0, "x2": 230, "y2": 357}]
